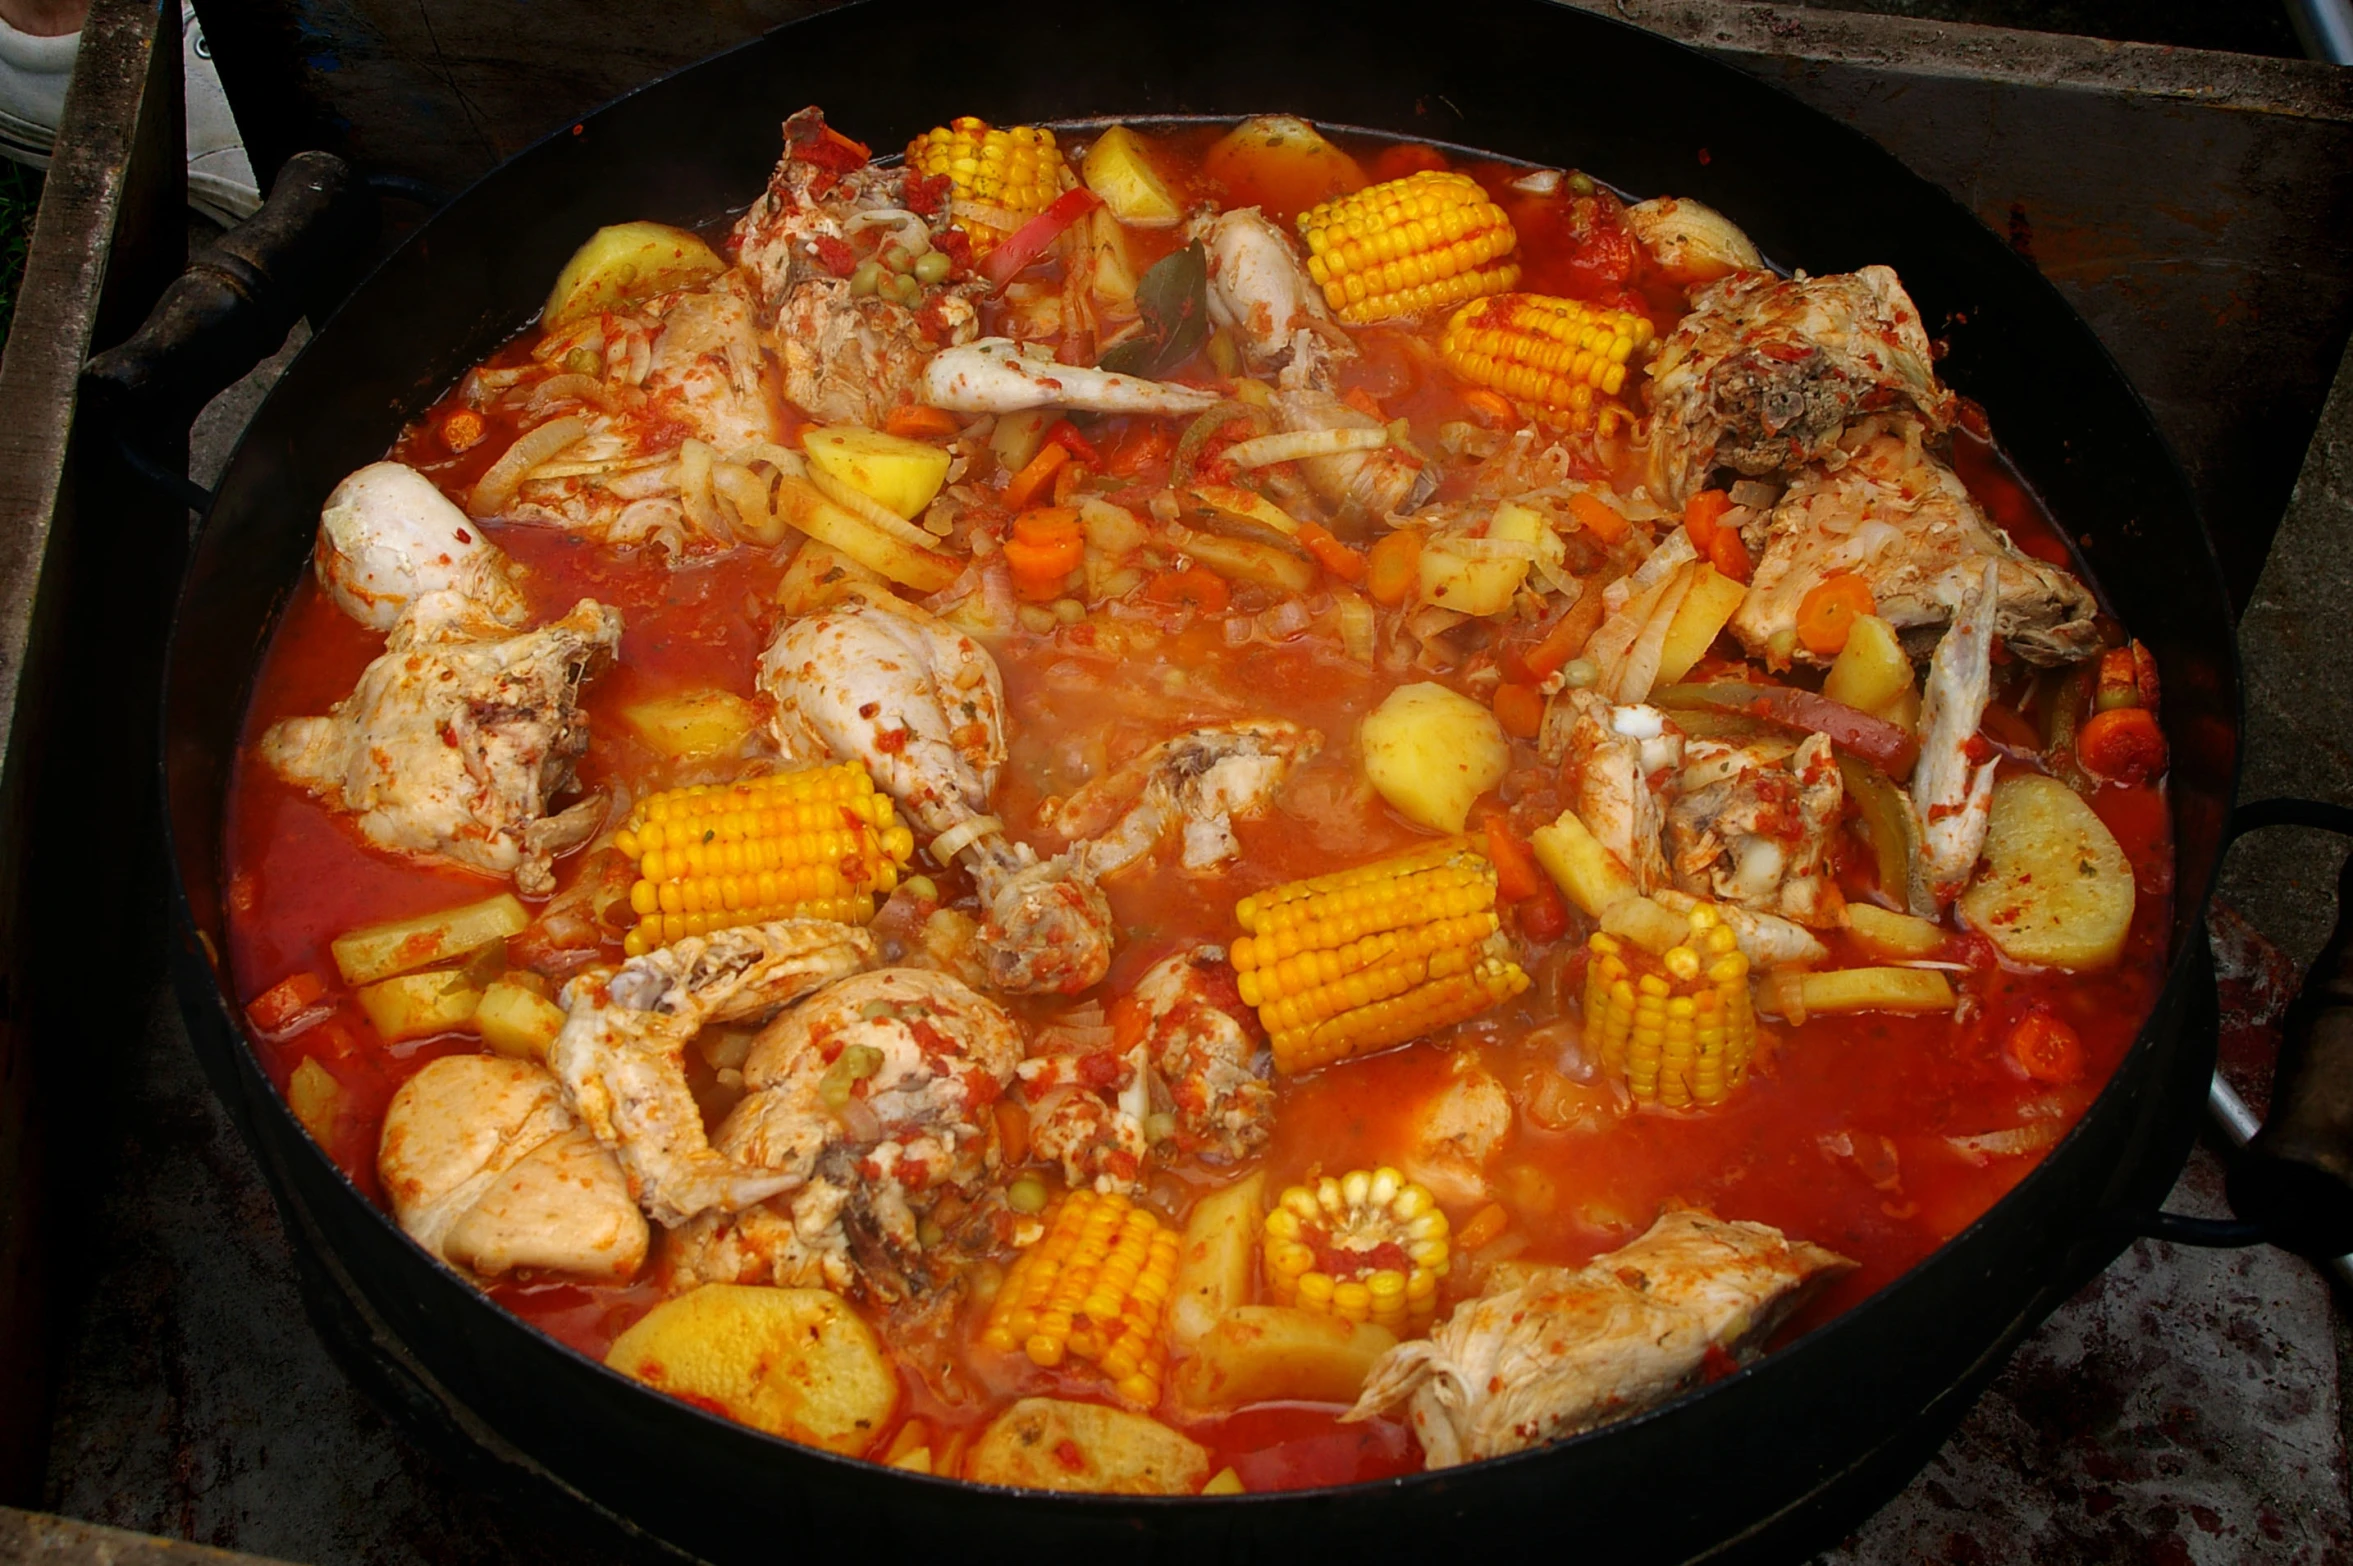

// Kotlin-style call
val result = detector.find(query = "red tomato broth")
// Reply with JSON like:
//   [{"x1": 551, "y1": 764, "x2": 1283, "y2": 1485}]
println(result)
[{"x1": 219, "y1": 117, "x2": 2175, "y2": 1491}]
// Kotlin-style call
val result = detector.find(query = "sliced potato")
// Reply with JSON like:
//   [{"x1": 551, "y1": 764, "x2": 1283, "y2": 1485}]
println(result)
[
  {"x1": 286, "y1": 1057, "x2": 345, "y2": 1145},
  {"x1": 1654, "y1": 563, "x2": 1748, "y2": 685},
  {"x1": 543, "y1": 221, "x2": 724, "y2": 330},
  {"x1": 331, "y1": 893, "x2": 531, "y2": 986},
  {"x1": 1822, "y1": 613, "x2": 1914, "y2": 717},
  {"x1": 1201, "y1": 1466, "x2": 1246, "y2": 1495},
  {"x1": 1958, "y1": 773, "x2": 2136, "y2": 969},
  {"x1": 1172, "y1": 1306, "x2": 1398, "y2": 1411},
  {"x1": 1167, "y1": 1172, "x2": 1267, "y2": 1351},
  {"x1": 357, "y1": 970, "x2": 482, "y2": 1043},
  {"x1": 622, "y1": 690, "x2": 756, "y2": 762},
  {"x1": 1419, "y1": 501, "x2": 1542, "y2": 617},
  {"x1": 772, "y1": 476, "x2": 959, "y2": 592},
  {"x1": 605, "y1": 1286, "x2": 898, "y2": 1456},
  {"x1": 966, "y1": 1398, "x2": 1209, "y2": 1494},
  {"x1": 1598, "y1": 895, "x2": 1693, "y2": 957},
  {"x1": 1173, "y1": 528, "x2": 1318, "y2": 595},
  {"x1": 991, "y1": 409, "x2": 1055, "y2": 474},
  {"x1": 475, "y1": 980, "x2": 567, "y2": 1062},
  {"x1": 1844, "y1": 902, "x2": 1945, "y2": 959},
  {"x1": 802, "y1": 425, "x2": 953, "y2": 521},
  {"x1": 1359, "y1": 681, "x2": 1510, "y2": 833},
  {"x1": 1531, "y1": 806, "x2": 1637, "y2": 919},
  {"x1": 1799, "y1": 966, "x2": 1956, "y2": 1014},
  {"x1": 1082, "y1": 125, "x2": 1184, "y2": 227}
]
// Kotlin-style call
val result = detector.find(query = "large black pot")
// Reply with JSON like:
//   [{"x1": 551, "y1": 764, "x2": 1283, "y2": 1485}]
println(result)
[{"x1": 141, "y1": 0, "x2": 2275, "y2": 1558}]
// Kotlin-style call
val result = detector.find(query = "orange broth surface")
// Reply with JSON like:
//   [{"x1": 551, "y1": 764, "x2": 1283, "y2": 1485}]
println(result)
[{"x1": 223, "y1": 124, "x2": 2173, "y2": 1488}]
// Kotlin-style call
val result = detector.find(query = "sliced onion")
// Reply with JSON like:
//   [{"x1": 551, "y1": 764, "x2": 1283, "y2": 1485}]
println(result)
[
  {"x1": 951, "y1": 198, "x2": 1025, "y2": 232},
  {"x1": 1222, "y1": 427, "x2": 1388, "y2": 469},
  {"x1": 1035, "y1": 1024, "x2": 1117, "y2": 1052},
  {"x1": 526, "y1": 452, "x2": 672, "y2": 481},
  {"x1": 807, "y1": 465, "x2": 949, "y2": 551},
  {"x1": 1624, "y1": 524, "x2": 1698, "y2": 591},
  {"x1": 1945, "y1": 1123, "x2": 2061, "y2": 1163},
  {"x1": 1435, "y1": 535, "x2": 1539, "y2": 561},
  {"x1": 676, "y1": 438, "x2": 720, "y2": 539},
  {"x1": 468, "y1": 415, "x2": 588, "y2": 517},
  {"x1": 520, "y1": 373, "x2": 627, "y2": 416},
  {"x1": 928, "y1": 814, "x2": 1001, "y2": 866}
]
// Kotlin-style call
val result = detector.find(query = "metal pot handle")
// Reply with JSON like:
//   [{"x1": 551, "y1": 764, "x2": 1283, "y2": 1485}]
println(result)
[
  {"x1": 2138, "y1": 797, "x2": 2353, "y2": 1262},
  {"x1": 81, "y1": 150, "x2": 378, "y2": 511}
]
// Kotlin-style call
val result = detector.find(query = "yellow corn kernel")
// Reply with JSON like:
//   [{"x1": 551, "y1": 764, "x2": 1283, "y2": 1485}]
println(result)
[
  {"x1": 1439, "y1": 292, "x2": 1659, "y2": 431},
  {"x1": 1296, "y1": 171, "x2": 1520, "y2": 324},
  {"x1": 615, "y1": 763, "x2": 914, "y2": 956},
  {"x1": 1581, "y1": 898, "x2": 1756, "y2": 1108},
  {"x1": 907, "y1": 117, "x2": 1074, "y2": 258},
  {"x1": 1261, "y1": 1167, "x2": 1449, "y2": 1334},
  {"x1": 979, "y1": 1189, "x2": 1180, "y2": 1406}
]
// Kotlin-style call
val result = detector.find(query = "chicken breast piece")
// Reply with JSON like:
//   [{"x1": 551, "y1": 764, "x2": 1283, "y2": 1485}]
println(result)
[
  {"x1": 1399, "y1": 1051, "x2": 1513, "y2": 1207},
  {"x1": 669, "y1": 967, "x2": 1023, "y2": 1302},
  {"x1": 1346, "y1": 1208, "x2": 1854, "y2": 1467},
  {"x1": 1044, "y1": 720, "x2": 1321, "y2": 879},
  {"x1": 1645, "y1": 266, "x2": 1953, "y2": 508},
  {"x1": 548, "y1": 919, "x2": 876, "y2": 1227},
  {"x1": 1906, "y1": 560, "x2": 2001, "y2": 914},
  {"x1": 378, "y1": 1054, "x2": 648, "y2": 1281},
  {"x1": 1129, "y1": 947, "x2": 1270, "y2": 1164},
  {"x1": 1730, "y1": 426, "x2": 2098, "y2": 667},
  {"x1": 1540, "y1": 691, "x2": 1678, "y2": 894},
  {"x1": 1667, "y1": 732, "x2": 1845, "y2": 927},
  {"x1": 260, "y1": 594, "x2": 621, "y2": 894},
  {"x1": 316, "y1": 462, "x2": 528, "y2": 631}
]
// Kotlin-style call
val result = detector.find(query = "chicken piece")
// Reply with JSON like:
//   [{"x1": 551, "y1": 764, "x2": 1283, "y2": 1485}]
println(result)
[
  {"x1": 758, "y1": 591, "x2": 1115, "y2": 994},
  {"x1": 1020, "y1": 1045, "x2": 1151, "y2": 1196},
  {"x1": 918, "y1": 338, "x2": 1222, "y2": 417},
  {"x1": 1645, "y1": 266, "x2": 1954, "y2": 509},
  {"x1": 1667, "y1": 732, "x2": 1844, "y2": 927},
  {"x1": 1539, "y1": 691, "x2": 1678, "y2": 894},
  {"x1": 378, "y1": 1054, "x2": 648, "y2": 1281},
  {"x1": 731, "y1": 106, "x2": 924, "y2": 309},
  {"x1": 547, "y1": 919, "x2": 875, "y2": 1227},
  {"x1": 1193, "y1": 207, "x2": 1343, "y2": 383},
  {"x1": 1347, "y1": 1208, "x2": 1854, "y2": 1467},
  {"x1": 667, "y1": 967, "x2": 1024, "y2": 1301},
  {"x1": 772, "y1": 276, "x2": 979, "y2": 427},
  {"x1": 1271, "y1": 389, "x2": 1434, "y2": 520},
  {"x1": 316, "y1": 462, "x2": 528, "y2": 631},
  {"x1": 1399, "y1": 1052, "x2": 1513, "y2": 1207},
  {"x1": 1905, "y1": 560, "x2": 2000, "y2": 914},
  {"x1": 260, "y1": 595, "x2": 621, "y2": 895},
  {"x1": 1125, "y1": 947, "x2": 1269, "y2": 1163},
  {"x1": 1731, "y1": 426, "x2": 2099, "y2": 668},
  {"x1": 1042, "y1": 720, "x2": 1321, "y2": 879},
  {"x1": 505, "y1": 842, "x2": 637, "y2": 982}
]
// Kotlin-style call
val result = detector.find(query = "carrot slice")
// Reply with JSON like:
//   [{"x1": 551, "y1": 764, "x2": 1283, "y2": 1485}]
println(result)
[
  {"x1": 1796, "y1": 572, "x2": 1875, "y2": 656},
  {"x1": 1568, "y1": 490, "x2": 1629, "y2": 545},
  {"x1": 994, "y1": 1100, "x2": 1031, "y2": 1167},
  {"x1": 884, "y1": 404, "x2": 961, "y2": 440},
  {"x1": 247, "y1": 971, "x2": 328, "y2": 1035},
  {"x1": 1296, "y1": 521, "x2": 1368, "y2": 583},
  {"x1": 1141, "y1": 566, "x2": 1230, "y2": 612},
  {"x1": 1707, "y1": 525, "x2": 1753, "y2": 583},
  {"x1": 1004, "y1": 507, "x2": 1086, "y2": 599},
  {"x1": 1456, "y1": 1202, "x2": 1510, "y2": 1251},
  {"x1": 1683, "y1": 487, "x2": 1732, "y2": 551},
  {"x1": 1462, "y1": 388, "x2": 1518, "y2": 427},
  {"x1": 1001, "y1": 441, "x2": 1070, "y2": 511},
  {"x1": 1365, "y1": 528, "x2": 1422, "y2": 607},
  {"x1": 2005, "y1": 1007, "x2": 2085, "y2": 1085},
  {"x1": 2077, "y1": 705, "x2": 2167, "y2": 783},
  {"x1": 1492, "y1": 681, "x2": 1545, "y2": 740}
]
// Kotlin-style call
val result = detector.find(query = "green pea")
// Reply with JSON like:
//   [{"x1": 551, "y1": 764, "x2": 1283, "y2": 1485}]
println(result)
[
  {"x1": 913, "y1": 248, "x2": 952, "y2": 285},
  {"x1": 850, "y1": 259, "x2": 883, "y2": 297},
  {"x1": 1008, "y1": 1175, "x2": 1049, "y2": 1214},
  {"x1": 563, "y1": 346, "x2": 602, "y2": 377}
]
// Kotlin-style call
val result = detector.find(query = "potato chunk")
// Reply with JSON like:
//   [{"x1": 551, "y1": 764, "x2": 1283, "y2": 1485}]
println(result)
[
  {"x1": 331, "y1": 893, "x2": 530, "y2": 986},
  {"x1": 356, "y1": 971, "x2": 482, "y2": 1043},
  {"x1": 1958, "y1": 773, "x2": 2136, "y2": 969},
  {"x1": 1420, "y1": 502, "x2": 1543, "y2": 617},
  {"x1": 1531, "y1": 806, "x2": 1637, "y2": 919},
  {"x1": 1359, "y1": 682, "x2": 1509, "y2": 833},
  {"x1": 1082, "y1": 126, "x2": 1183, "y2": 228},
  {"x1": 543, "y1": 221, "x2": 724, "y2": 330},
  {"x1": 1167, "y1": 1172, "x2": 1266, "y2": 1352},
  {"x1": 605, "y1": 1286, "x2": 898, "y2": 1456},
  {"x1": 966, "y1": 1398, "x2": 1209, "y2": 1494},
  {"x1": 1172, "y1": 1306, "x2": 1398, "y2": 1411},
  {"x1": 621, "y1": 690, "x2": 756, "y2": 763},
  {"x1": 1655, "y1": 563, "x2": 1748, "y2": 685},
  {"x1": 1798, "y1": 966, "x2": 1956, "y2": 1014},
  {"x1": 802, "y1": 426, "x2": 953, "y2": 521},
  {"x1": 475, "y1": 980, "x2": 566, "y2": 1062},
  {"x1": 1822, "y1": 613, "x2": 1915, "y2": 720}
]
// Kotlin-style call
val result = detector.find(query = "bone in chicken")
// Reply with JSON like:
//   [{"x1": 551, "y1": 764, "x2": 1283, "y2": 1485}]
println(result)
[
  {"x1": 1905, "y1": 560, "x2": 2001, "y2": 914},
  {"x1": 1730, "y1": 425, "x2": 2099, "y2": 667},
  {"x1": 1667, "y1": 732, "x2": 1845, "y2": 927},
  {"x1": 1540, "y1": 690, "x2": 1677, "y2": 894},
  {"x1": 1042, "y1": 720, "x2": 1322, "y2": 879},
  {"x1": 378, "y1": 1053, "x2": 647, "y2": 1281},
  {"x1": 1194, "y1": 207, "x2": 1343, "y2": 383},
  {"x1": 1645, "y1": 266, "x2": 1954, "y2": 509},
  {"x1": 668, "y1": 967, "x2": 1023, "y2": 1302},
  {"x1": 1272, "y1": 388, "x2": 1434, "y2": 519},
  {"x1": 759, "y1": 591, "x2": 1115, "y2": 993},
  {"x1": 918, "y1": 337, "x2": 1222, "y2": 417},
  {"x1": 316, "y1": 461, "x2": 528, "y2": 631},
  {"x1": 547, "y1": 919, "x2": 875, "y2": 1227},
  {"x1": 1346, "y1": 1208, "x2": 1854, "y2": 1467},
  {"x1": 261, "y1": 594, "x2": 621, "y2": 895}
]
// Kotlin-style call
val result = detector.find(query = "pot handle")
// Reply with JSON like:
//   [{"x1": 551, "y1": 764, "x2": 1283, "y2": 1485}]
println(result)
[{"x1": 81, "y1": 150, "x2": 378, "y2": 510}]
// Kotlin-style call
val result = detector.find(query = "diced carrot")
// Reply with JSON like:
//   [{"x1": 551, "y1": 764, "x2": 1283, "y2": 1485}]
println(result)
[
  {"x1": 1795, "y1": 572, "x2": 1875, "y2": 656},
  {"x1": 1044, "y1": 420, "x2": 1102, "y2": 464},
  {"x1": 1519, "y1": 611, "x2": 1589, "y2": 682},
  {"x1": 1493, "y1": 681, "x2": 1545, "y2": 740},
  {"x1": 1141, "y1": 566, "x2": 1230, "y2": 612},
  {"x1": 1001, "y1": 441, "x2": 1070, "y2": 511},
  {"x1": 439, "y1": 409, "x2": 487, "y2": 453},
  {"x1": 1342, "y1": 387, "x2": 1387, "y2": 420},
  {"x1": 1296, "y1": 521, "x2": 1368, "y2": 583},
  {"x1": 1567, "y1": 490, "x2": 1629, "y2": 545},
  {"x1": 1050, "y1": 459, "x2": 1087, "y2": 507},
  {"x1": 1003, "y1": 507, "x2": 1086, "y2": 599},
  {"x1": 1102, "y1": 419, "x2": 1175, "y2": 477},
  {"x1": 1683, "y1": 487, "x2": 1732, "y2": 551},
  {"x1": 1707, "y1": 526, "x2": 1752, "y2": 583},
  {"x1": 1462, "y1": 388, "x2": 1518, "y2": 428},
  {"x1": 247, "y1": 971, "x2": 328, "y2": 1036},
  {"x1": 1481, "y1": 814, "x2": 1546, "y2": 904},
  {"x1": 994, "y1": 1100, "x2": 1031, "y2": 1168},
  {"x1": 1365, "y1": 528, "x2": 1423, "y2": 607},
  {"x1": 2077, "y1": 705, "x2": 2166, "y2": 784},
  {"x1": 884, "y1": 404, "x2": 962, "y2": 440},
  {"x1": 1456, "y1": 1202, "x2": 1511, "y2": 1252},
  {"x1": 2005, "y1": 1006, "x2": 2085, "y2": 1086},
  {"x1": 1518, "y1": 880, "x2": 1569, "y2": 942}
]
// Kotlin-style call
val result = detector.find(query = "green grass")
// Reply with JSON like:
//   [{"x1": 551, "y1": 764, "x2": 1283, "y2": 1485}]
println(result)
[{"x1": 0, "y1": 160, "x2": 41, "y2": 354}]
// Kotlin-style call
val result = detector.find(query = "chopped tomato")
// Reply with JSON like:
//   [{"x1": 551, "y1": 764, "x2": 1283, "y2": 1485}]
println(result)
[
  {"x1": 1517, "y1": 880, "x2": 1569, "y2": 943},
  {"x1": 1141, "y1": 566, "x2": 1230, "y2": 612},
  {"x1": 247, "y1": 971, "x2": 328, "y2": 1037},
  {"x1": 1044, "y1": 420, "x2": 1102, "y2": 465},
  {"x1": 1707, "y1": 525, "x2": 1753, "y2": 583},
  {"x1": 1102, "y1": 419, "x2": 1175, "y2": 477}
]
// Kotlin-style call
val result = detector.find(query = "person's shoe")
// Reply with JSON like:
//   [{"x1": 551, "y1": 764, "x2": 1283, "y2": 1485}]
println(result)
[
  {"x1": 183, "y1": 4, "x2": 259, "y2": 226},
  {"x1": 0, "y1": 14, "x2": 74, "y2": 170}
]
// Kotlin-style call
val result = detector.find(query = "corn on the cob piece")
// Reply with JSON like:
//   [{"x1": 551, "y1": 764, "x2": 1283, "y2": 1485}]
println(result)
[
  {"x1": 906, "y1": 117, "x2": 1075, "y2": 258},
  {"x1": 1232, "y1": 840, "x2": 1532, "y2": 1074},
  {"x1": 1440, "y1": 292, "x2": 1658, "y2": 431},
  {"x1": 1295, "y1": 171, "x2": 1520, "y2": 325},
  {"x1": 1262, "y1": 1167, "x2": 1448, "y2": 1333},
  {"x1": 613, "y1": 763, "x2": 916, "y2": 957},
  {"x1": 979, "y1": 1189, "x2": 1182, "y2": 1407},
  {"x1": 1582, "y1": 901, "x2": 1755, "y2": 1109}
]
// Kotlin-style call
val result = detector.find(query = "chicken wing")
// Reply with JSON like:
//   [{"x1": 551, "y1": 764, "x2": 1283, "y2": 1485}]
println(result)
[
  {"x1": 1194, "y1": 207, "x2": 1342, "y2": 385},
  {"x1": 1730, "y1": 426, "x2": 2098, "y2": 667},
  {"x1": 1667, "y1": 732, "x2": 1845, "y2": 927},
  {"x1": 1645, "y1": 266, "x2": 1953, "y2": 508},
  {"x1": 1346, "y1": 1208, "x2": 1853, "y2": 1467},
  {"x1": 1043, "y1": 720, "x2": 1321, "y2": 879},
  {"x1": 260, "y1": 595, "x2": 621, "y2": 894},
  {"x1": 1272, "y1": 389, "x2": 1434, "y2": 519},
  {"x1": 1906, "y1": 560, "x2": 2001, "y2": 914},
  {"x1": 547, "y1": 919, "x2": 875, "y2": 1227},
  {"x1": 316, "y1": 461, "x2": 527, "y2": 631},
  {"x1": 918, "y1": 338, "x2": 1222, "y2": 417},
  {"x1": 378, "y1": 1053, "x2": 647, "y2": 1281}
]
